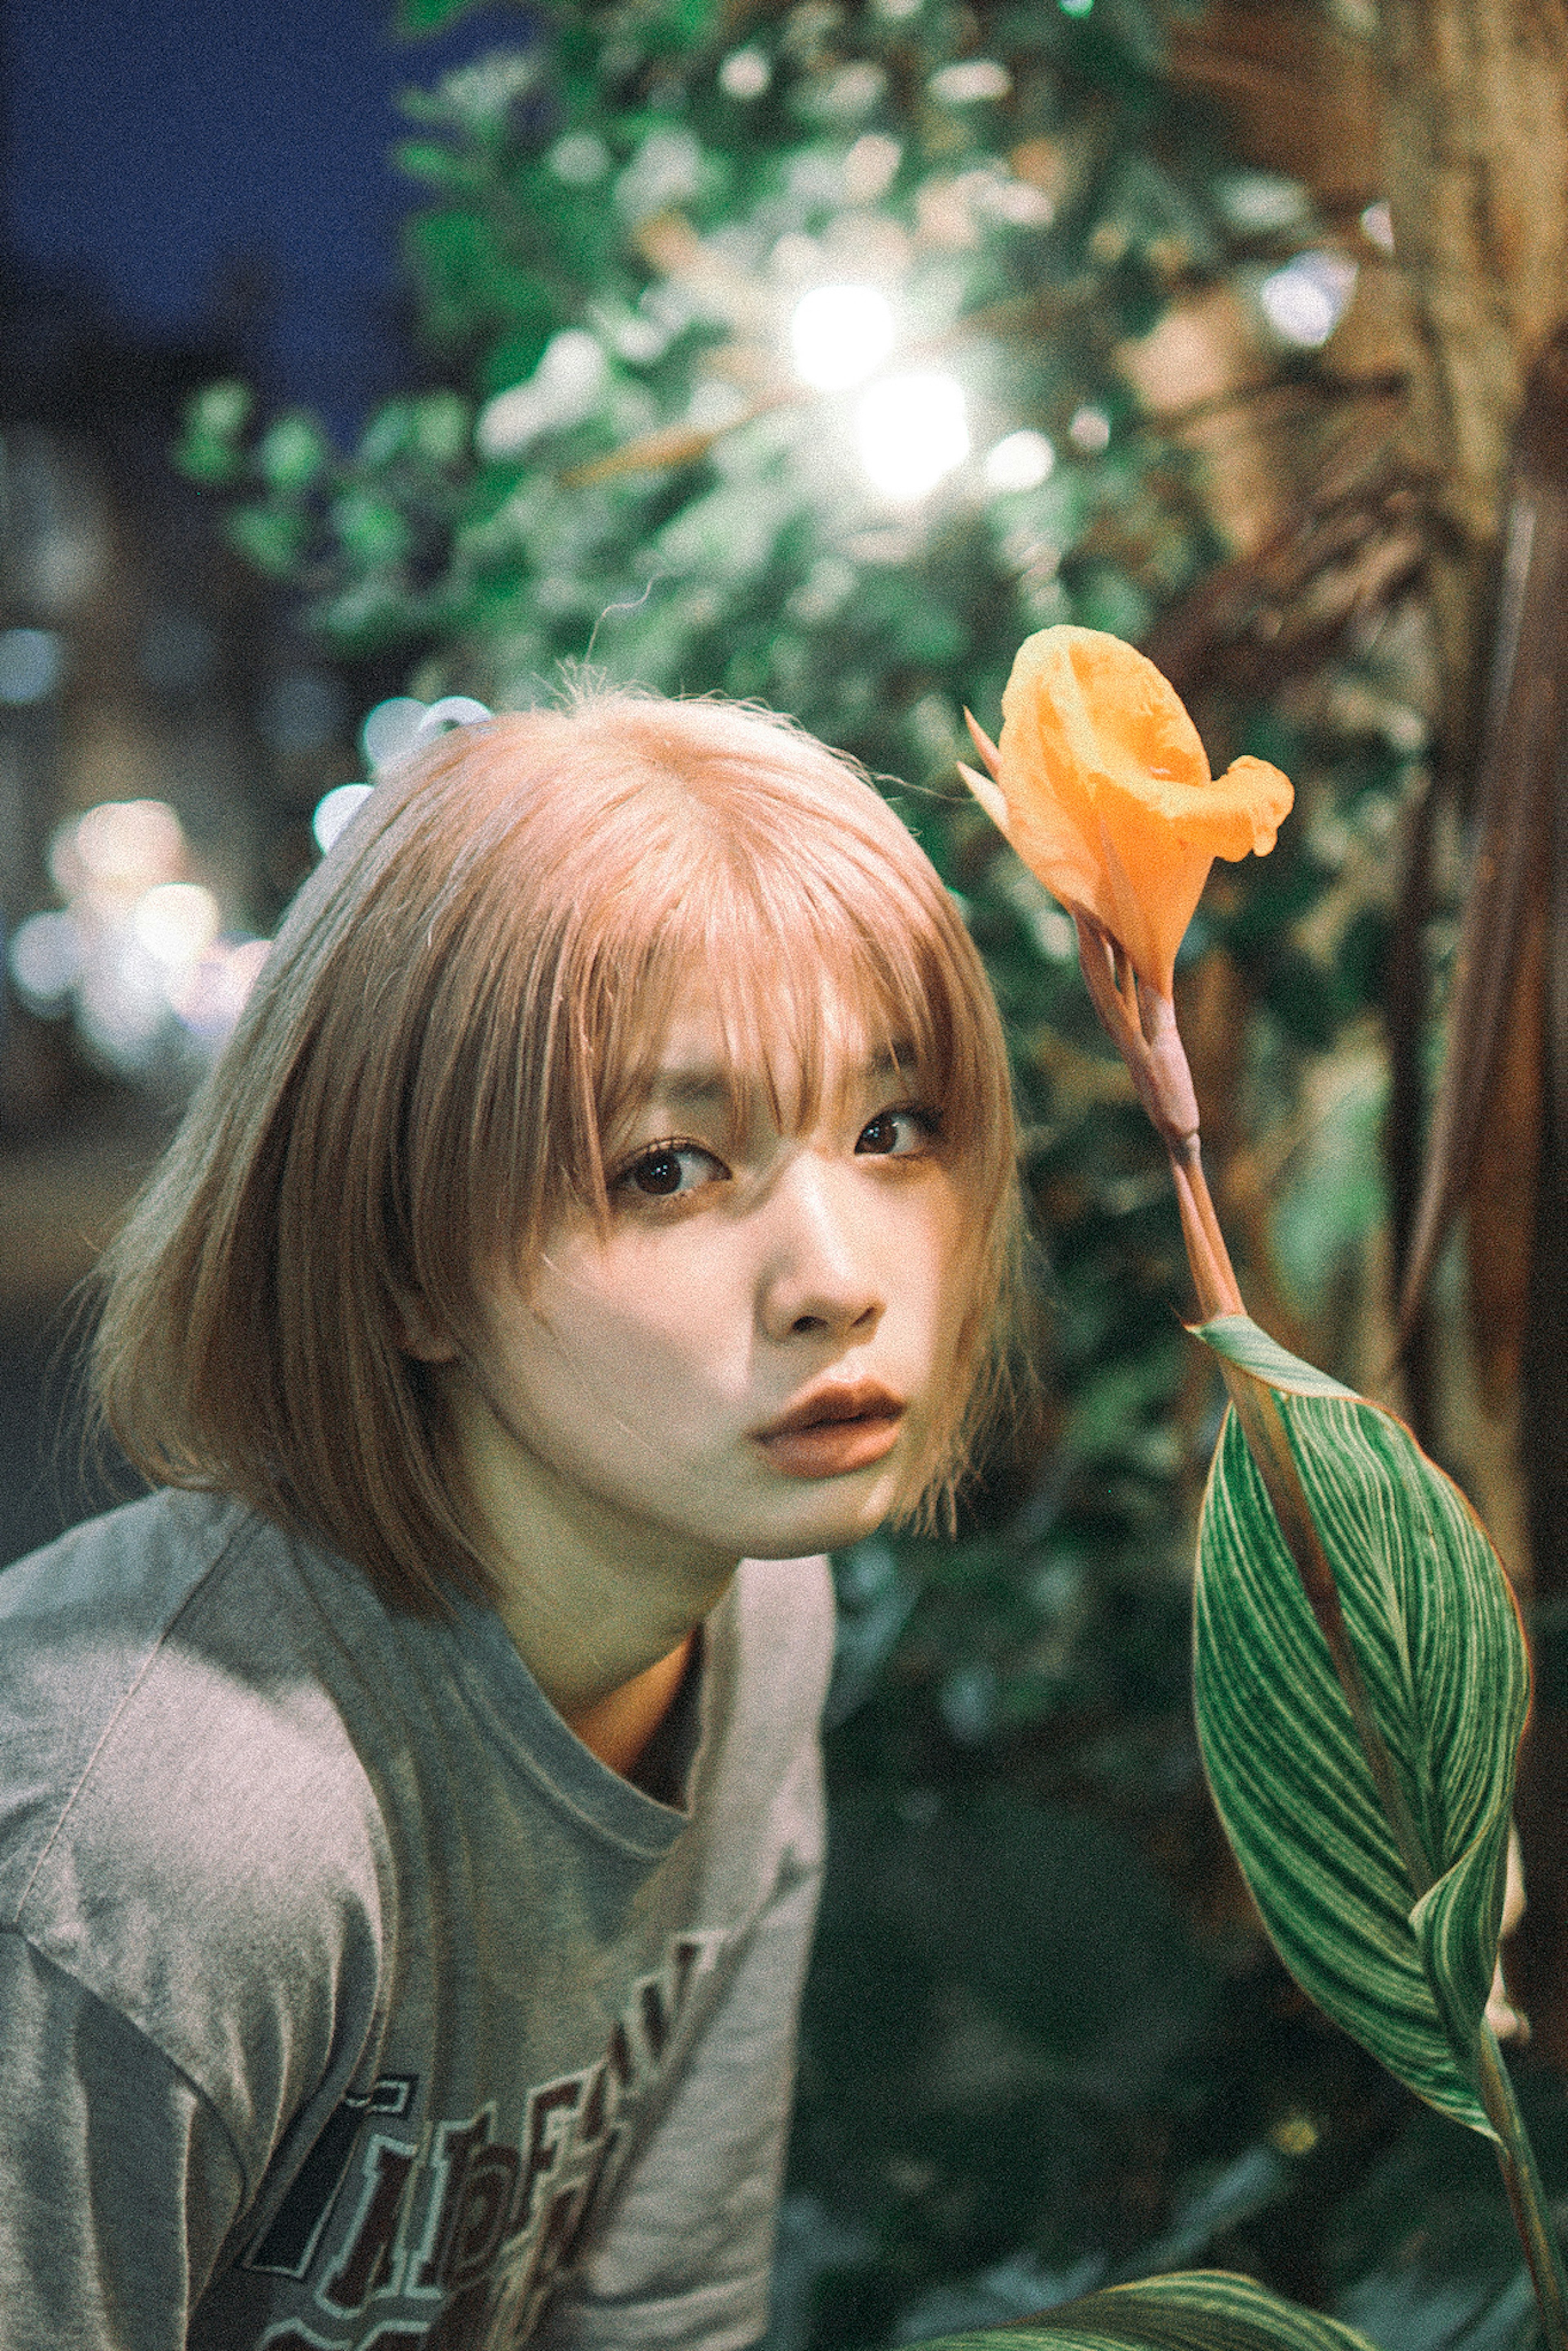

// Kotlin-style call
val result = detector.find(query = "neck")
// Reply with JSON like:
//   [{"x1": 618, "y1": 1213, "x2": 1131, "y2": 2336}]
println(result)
[
  {"x1": 564, "y1": 1631, "x2": 697, "y2": 1779},
  {"x1": 437, "y1": 1357, "x2": 736, "y2": 1752}
]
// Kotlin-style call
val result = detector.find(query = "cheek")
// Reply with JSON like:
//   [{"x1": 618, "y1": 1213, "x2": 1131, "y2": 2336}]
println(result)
[
  {"x1": 542, "y1": 1251, "x2": 739, "y2": 1409},
  {"x1": 902, "y1": 1178, "x2": 971, "y2": 1328},
  {"x1": 904, "y1": 1198, "x2": 986, "y2": 1418}
]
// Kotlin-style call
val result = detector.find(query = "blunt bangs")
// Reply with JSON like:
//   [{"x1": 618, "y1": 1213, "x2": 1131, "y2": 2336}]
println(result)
[{"x1": 92, "y1": 691, "x2": 1021, "y2": 1607}]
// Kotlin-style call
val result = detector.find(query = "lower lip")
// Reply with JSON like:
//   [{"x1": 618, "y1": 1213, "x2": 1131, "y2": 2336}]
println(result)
[{"x1": 757, "y1": 1414, "x2": 903, "y2": 1479}]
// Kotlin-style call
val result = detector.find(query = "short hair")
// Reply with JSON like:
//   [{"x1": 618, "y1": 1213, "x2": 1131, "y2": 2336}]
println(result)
[{"x1": 92, "y1": 691, "x2": 1023, "y2": 1611}]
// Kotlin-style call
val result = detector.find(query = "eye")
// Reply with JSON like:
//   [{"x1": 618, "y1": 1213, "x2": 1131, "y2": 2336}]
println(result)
[
  {"x1": 855, "y1": 1106, "x2": 941, "y2": 1158},
  {"x1": 617, "y1": 1140, "x2": 729, "y2": 1199}
]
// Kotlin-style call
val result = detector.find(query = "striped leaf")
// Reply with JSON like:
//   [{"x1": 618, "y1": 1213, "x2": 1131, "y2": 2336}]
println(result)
[
  {"x1": 909, "y1": 2269, "x2": 1377, "y2": 2351},
  {"x1": 1191, "y1": 1316, "x2": 1528, "y2": 2136}
]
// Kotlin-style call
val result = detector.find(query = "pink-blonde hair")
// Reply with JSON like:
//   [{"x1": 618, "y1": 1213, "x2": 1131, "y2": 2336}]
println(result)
[{"x1": 92, "y1": 691, "x2": 1022, "y2": 1609}]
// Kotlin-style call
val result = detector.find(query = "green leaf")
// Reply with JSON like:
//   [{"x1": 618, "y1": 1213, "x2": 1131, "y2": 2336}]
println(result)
[
  {"x1": 1192, "y1": 1318, "x2": 1357, "y2": 1400},
  {"x1": 174, "y1": 379, "x2": 256, "y2": 486},
  {"x1": 411, "y1": 391, "x2": 473, "y2": 467},
  {"x1": 395, "y1": 0, "x2": 488, "y2": 32},
  {"x1": 908, "y1": 2269, "x2": 1378, "y2": 2351},
  {"x1": 185, "y1": 379, "x2": 254, "y2": 444},
  {"x1": 226, "y1": 505, "x2": 308, "y2": 580},
  {"x1": 258, "y1": 413, "x2": 330, "y2": 495},
  {"x1": 358, "y1": 400, "x2": 417, "y2": 469},
  {"x1": 331, "y1": 490, "x2": 414, "y2": 568},
  {"x1": 394, "y1": 137, "x2": 481, "y2": 194},
  {"x1": 1191, "y1": 1316, "x2": 1528, "y2": 2135}
]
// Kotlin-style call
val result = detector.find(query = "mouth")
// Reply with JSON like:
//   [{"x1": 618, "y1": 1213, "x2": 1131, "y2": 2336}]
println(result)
[{"x1": 754, "y1": 1380, "x2": 906, "y2": 1480}]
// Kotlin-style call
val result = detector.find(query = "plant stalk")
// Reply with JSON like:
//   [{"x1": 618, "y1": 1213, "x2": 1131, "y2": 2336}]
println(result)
[
  {"x1": 1169, "y1": 1140, "x2": 1243, "y2": 1318},
  {"x1": 1476, "y1": 2022, "x2": 1568, "y2": 2351}
]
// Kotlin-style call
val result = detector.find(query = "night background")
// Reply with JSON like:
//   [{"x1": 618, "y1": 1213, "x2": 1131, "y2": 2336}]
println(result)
[
  {"x1": 2, "y1": 0, "x2": 520, "y2": 425},
  {"x1": 1, "y1": 0, "x2": 1565, "y2": 2345}
]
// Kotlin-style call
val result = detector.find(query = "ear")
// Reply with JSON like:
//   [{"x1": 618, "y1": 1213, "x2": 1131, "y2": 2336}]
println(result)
[{"x1": 392, "y1": 1289, "x2": 461, "y2": 1363}]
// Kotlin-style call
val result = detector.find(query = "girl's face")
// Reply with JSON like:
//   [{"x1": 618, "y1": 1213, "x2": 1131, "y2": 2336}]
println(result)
[{"x1": 442, "y1": 977, "x2": 973, "y2": 1590}]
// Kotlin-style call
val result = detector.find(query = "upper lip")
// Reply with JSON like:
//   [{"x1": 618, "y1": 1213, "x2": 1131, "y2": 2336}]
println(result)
[{"x1": 755, "y1": 1379, "x2": 906, "y2": 1440}]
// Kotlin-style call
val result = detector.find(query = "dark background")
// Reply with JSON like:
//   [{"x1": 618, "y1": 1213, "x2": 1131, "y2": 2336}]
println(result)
[{"x1": 2, "y1": 0, "x2": 528, "y2": 432}]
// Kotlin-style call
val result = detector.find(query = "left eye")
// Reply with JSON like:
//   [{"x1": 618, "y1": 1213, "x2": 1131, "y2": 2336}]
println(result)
[
  {"x1": 619, "y1": 1142, "x2": 728, "y2": 1199},
  {"x1": 856, "y1": 1107, "x2": 939, "y2": 1157}
]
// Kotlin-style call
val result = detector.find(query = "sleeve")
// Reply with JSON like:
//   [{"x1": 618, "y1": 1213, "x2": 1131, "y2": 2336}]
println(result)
[
  {"x1": 536, "y1": 1731, "x2": 827, "y2": 2351},
  {"x1": 0, "y1": 1931, "x2": 249, "y2": 2351}
]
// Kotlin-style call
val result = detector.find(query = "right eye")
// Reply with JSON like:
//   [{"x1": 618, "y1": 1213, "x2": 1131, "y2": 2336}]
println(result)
[{"x1": 618, "y1": 1141, "x2": 729, "y2": 1200}]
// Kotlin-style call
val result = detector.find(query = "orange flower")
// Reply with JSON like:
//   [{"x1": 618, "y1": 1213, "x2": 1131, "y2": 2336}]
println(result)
[{"x1": 965, "y1": 627, "x2": 1294, "y2": 996}]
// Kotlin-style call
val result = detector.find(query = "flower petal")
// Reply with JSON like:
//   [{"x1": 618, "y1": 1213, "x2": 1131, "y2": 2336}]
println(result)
[
  {"x1": 1003, "y1": 628, "x2": 1212, "y2": 798},
  {"x1": 985, "y1": 626, "x2": 1295, "y2": 994},
  {"x1": 1195, "y1": 756, "x2": 1296, "y2": 860},
  {"x1": 1090, "y1": 790, "x2": 1219, "y2": 996}
]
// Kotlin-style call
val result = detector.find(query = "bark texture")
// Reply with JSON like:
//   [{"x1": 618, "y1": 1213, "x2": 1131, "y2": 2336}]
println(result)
[{"x1": 1377, "y1": 0, "x2": 1568, "y2": 731}]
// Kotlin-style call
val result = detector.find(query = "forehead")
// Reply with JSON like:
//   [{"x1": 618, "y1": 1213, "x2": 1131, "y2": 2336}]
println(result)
[{"x1": 613, "y1": 976, "x2": 915, "y2": 1135}]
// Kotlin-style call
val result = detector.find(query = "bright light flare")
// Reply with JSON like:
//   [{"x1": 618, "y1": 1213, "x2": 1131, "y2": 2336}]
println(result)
[
  {"x1": 1360, "y1": 201, "x2": 1394, "y2": 254},
  {"x1": 313, "y1": 783, "x2": 375, "y2": 855},
  {"x1": 0, "y1": 628, "x2": 63, "y2": 705},
  {"x1": 719, "y1": 46, "x2": 771, "y2": 97},
  {"x1": 7, "y1": 911, "x2": 82, "y2": 1010},
  {"x1": 477, "y1": 330, "x2": 607, "y2": 458},
  {"x1": 132, "y1": 883, "x2": 220, "y2": 967},
  {"x1": 51, "y1": 799, "x2": 185, "y2": 902},
  {"x1": 985, "y1": 430, "x2": 1055, "y2": 492},
  {"x1": 167, "y1": 937, "x2": 272, "y2": 1038},
  {"x1": 359, "y1": 695, "x2": 492, "y2": 775},
  {"x1": 789, "y1": 285, "x2": 895, "y2": 391},
  {"x1": 361, "y1": 697, "x2": 427, "y2": 771},
  {"x1": 1258, "y1": 251, "x2": 1358, "y2": 348},
  {"x1": 855, "y1": 371, "x2": 970, "y2": 500},
  {"x1": 1068, "y1": 406, "x2": 1111, "y2": 454}
]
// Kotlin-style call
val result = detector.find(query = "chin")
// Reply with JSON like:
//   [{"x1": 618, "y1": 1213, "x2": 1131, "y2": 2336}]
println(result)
[{"x1": 742, "y1": 1487, "x2": 906, "y2": 1561}]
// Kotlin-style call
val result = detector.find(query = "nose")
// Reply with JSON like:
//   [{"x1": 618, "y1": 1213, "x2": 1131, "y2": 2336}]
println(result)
[{"x1": 758, "y1": 1153, "x2": 886, "y2": 1347}]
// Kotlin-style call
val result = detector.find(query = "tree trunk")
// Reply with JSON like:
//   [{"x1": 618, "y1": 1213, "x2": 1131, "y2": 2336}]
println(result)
[{"x1": 1377, "y1": 0, "x2": 1568, "y2": 751}]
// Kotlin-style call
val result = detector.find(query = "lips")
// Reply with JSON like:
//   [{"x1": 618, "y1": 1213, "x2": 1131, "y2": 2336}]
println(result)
[{"x1": 755, "y1": 1380, "x2": 906, "y2": 1479}]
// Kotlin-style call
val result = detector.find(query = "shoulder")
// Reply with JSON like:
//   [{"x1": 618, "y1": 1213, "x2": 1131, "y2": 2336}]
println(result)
[
  {"x1": 1, "y1": 1493, "x2": 389, "y2": 2134},
  {"x1": 0, "y1": 1485, "x2": 248, "y2": 1642},
  {"x1": 0, "y1": 1489, "x2": 262, "y2": 1906}
]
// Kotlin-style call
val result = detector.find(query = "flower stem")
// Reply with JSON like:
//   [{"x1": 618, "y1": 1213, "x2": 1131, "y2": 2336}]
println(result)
[{"x1": 1168, "y1": 1141, "x2": 1244, "y2": 1319}]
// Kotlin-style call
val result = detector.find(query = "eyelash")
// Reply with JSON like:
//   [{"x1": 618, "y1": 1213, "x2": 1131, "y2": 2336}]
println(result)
[
  {"x1": 855, "y1": 1105, "x2": 942, "y2": 1158},
  {"x1": 615, "y1": 1139, "x2": 727, "y2": 1201}
]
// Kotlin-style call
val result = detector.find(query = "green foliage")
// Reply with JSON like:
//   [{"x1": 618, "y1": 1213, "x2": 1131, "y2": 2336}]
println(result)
[
  {"x1": 909, "y1": 2270, "x2": 1377, "y2": 2351},
  {"x1": 174, "y1": 379, "x2": 254, "y2": 486},
  {"x1": 258, "y1": 413, "x2": 332, "y2": 495},
  {"x1": 395, "y1": 0, "x2": 514, "y2": 33},
  {"x1": 183, "y1": 0, "x2": 1242, "y2": 694},
  {"x1": 1192, "y1": 1318, "x2": 1529, "y2": 2137},
  {"x1": 799, "y1": 1787, "x2": 1221, "y2": 2214},
  {"x1": 226, "y1": 504, "x2": 311, "y2": 579}
]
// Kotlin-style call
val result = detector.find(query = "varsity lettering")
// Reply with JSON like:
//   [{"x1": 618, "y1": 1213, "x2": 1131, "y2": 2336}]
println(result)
[{"x1": 252, "y1": 1932, "x2": 724, "y2": 2351}]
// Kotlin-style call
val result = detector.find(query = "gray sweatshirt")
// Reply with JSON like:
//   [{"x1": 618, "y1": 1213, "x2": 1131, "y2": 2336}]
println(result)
[{"x1": 0, "y1": 1489, "x2": 832, "y2": 2350}]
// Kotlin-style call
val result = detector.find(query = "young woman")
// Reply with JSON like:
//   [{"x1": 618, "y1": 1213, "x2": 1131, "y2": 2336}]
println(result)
[{"x1": 0, "y1": 691, "x2": 1021, "y2": 2350}]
